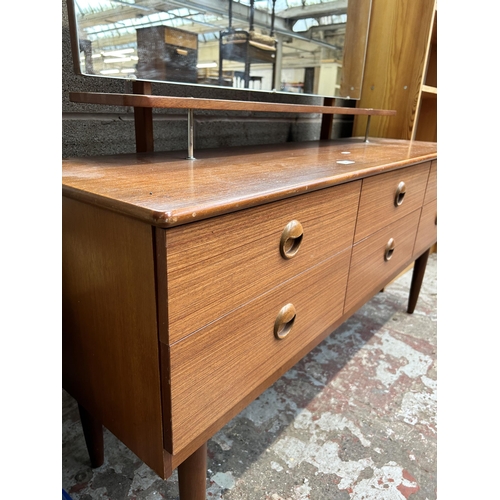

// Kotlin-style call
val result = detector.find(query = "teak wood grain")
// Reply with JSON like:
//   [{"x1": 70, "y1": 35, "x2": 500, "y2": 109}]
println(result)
[
  {"x1": 177, "y1": 443, "x2": 207, "y2": 499},
  {"x1": 62, "y1": 137, "x2": 437, "y2": 490},
  {"x1": 345, "y1": 210, "x2": 421, "y2": 312},
  {"x1": 162, "y1": 182, "x2": 360, "y2": 344},
  {"x1": 69, "y1": 92, "x2": 396, "y2": 116},
  {"x1": 62, "y1": 138, "x2": 437, "y2": 228},
  {"x1": 166, "y1": 250, "x2": 351, "y2": 454},
  {"x1": 62, "y1": 198, "x2": 165, "y2": 477},
  {"x1": 423, "y1": 160, "x2": 437, "y2": 205},
  {"x1": 413, "y1": 198, "x2": 437, "y2": 258},
  {"x1": 354, "y1": 162, "x2": 430, "y2": 242},
  {"x1": 162, "y1": 309, "x2": 359, "y2": 470}
]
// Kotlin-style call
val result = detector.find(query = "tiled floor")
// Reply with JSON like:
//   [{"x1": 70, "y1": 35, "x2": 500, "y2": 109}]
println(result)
[{"x1": 62, "y1": 253, "x2": 437, "y2": 500}]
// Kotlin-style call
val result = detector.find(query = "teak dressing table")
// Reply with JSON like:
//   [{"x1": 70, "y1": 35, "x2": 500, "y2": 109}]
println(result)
[{"x1": 62, "y1": 93, "x2": 437, "y2": 500}]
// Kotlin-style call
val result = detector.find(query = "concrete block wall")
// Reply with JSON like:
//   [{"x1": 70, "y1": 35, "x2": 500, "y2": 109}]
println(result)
[{"x1": 62, "y1": 1, "x2": 354, "y2": 158}]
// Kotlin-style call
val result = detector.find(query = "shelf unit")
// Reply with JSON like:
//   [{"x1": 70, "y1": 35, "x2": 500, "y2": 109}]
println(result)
[
  {"x1": 414, "y1": 9, "x2": 437, "y2": 142},
  {"x1": 352, "y1": 0, "x2": 437, "y2": 142}
]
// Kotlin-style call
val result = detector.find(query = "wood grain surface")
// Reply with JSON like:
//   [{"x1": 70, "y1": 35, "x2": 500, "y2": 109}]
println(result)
[
  {"x1": 414, "y1": 96, "x2": 437, "y2": 142},
  {"x1": 62, "y1": 197, "x2": 165, "y2": 477},
  {"x1": 352, "y1": 0, "x2": 436, "y2": 139},
  {"x1": 162, "y1": 182, "x2": 360, "y2": 343},
  {"x1": 62, "y1": 138, "x2": 436, "y2": 228},
  {"x1": 345, "y1": 210, "x2": 421, "y2": 312},
  {"x1": 354, "y1": 162, "x2": 430, "y2": 242},
  {"x1": 413, "y1": 198, "x2": 437, "y2": 258},
  {"x1": 423, "y1": 159, "x2": 437, "y2": 204},
  {"x1": 69, "y1": 92, "x2": 396, "y2": 116},
  {"x1": 62, "y1": 139, "x2": 438, "y2": 481},
  {"x1": 166, "y1": 250, "x2": 351, "y2": 454}
]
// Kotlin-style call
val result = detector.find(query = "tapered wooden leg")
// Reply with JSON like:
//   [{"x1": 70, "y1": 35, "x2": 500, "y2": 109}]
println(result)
[
  {"x1": 178, "y1": 442, "x2": 207, "y2": 500},
  {"x1": 78, "y1": 404, "x2": 104, "y2": 468},
  {"x1": 407, "y1": 248, "x2": 431, "y2": 314}
]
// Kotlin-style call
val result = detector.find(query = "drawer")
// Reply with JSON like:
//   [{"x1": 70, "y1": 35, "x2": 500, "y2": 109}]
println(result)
[
  {"x1": 163, "y1": 181, "x2": 361, "y2": 344},
  {"x1": 423, "y1": 160, "x2": 437, "y2": 205},
  {"x1": 345, "y1": 210, "x2": 421, "y2": 313},
  {"x1": 413, "y1": 199, "x2": 437, "y2": 257},
  {"x1": 165, "y1": 250, "x2": 351, "y2": 453},
  {"x1": 354, "y1": 163, "x2": 430, "y2": 242}
]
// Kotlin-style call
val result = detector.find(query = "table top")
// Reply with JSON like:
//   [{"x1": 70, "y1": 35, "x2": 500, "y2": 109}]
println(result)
[{"x1": 62, "y1": 138, "x2": 437, "y2": 228}]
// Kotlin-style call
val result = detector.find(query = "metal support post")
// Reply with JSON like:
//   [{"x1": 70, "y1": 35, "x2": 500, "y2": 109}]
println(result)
[
  {"x1": 364, "y1": 115, "x2": 371, "y2": 142},
  {"x1": 187, "y1": 108, "x2": 195, "y2": 160}
]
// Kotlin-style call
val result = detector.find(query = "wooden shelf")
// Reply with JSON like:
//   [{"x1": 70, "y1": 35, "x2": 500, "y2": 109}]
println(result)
[
  {"x1": 69, "y1": 92, "x2": 396, "y2": 117},
  {"x1": 70, "y1": 91, "x2": 396, "y2": 155},
  {"x1": 421, "y1": 85, "x2": 437, "y2": 98}
]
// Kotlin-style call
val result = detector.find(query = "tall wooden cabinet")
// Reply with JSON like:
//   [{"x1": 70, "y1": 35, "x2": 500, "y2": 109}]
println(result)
[{"x1": 352, "y1": 0, "x2": 437, "y2": 141}]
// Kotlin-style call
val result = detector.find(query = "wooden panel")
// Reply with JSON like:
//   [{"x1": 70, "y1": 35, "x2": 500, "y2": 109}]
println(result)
[
  {"x1": 414, "y1": 96, "x2": 437, "y2": 142},
  {"x1": 355, "y1": 162, "x2": 430, "y2": 241},
  {"x1": 62, "y1": 138, "x2": 437, "y2": 228},
  {"x1": 424, "y1": 160, "x2": 437, "y2": 204},
  {"x1": 345, "y1": 210, "x2": 421, "y2": 312},
  {"x1": 413, "y1": 199, "x2": 437, "y2": 258},
  {"x1": 352, "y1": 0, "x2": 436, "y2": 139},
  {"x1": 415, "y1": 5, "x2": 437, "y2": 143},
  {"x1": 424, "y1": 11, "x2": 437, "y2": 88},
  {"x1": 164, "y1": 182, "x2": 360, "y2": 343},
  {"x1": 62, "y1": 197, "x2": 165, "y2": 477},
  {"x1": 167, "y1": 250, "x2": 351, "y2": 454}
]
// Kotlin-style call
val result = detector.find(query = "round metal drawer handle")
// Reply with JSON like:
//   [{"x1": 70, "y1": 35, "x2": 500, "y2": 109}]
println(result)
[
  {"x1": 274, "y1": 303, "x2": 296, "y2": 340},
  {"x1": 384, "y1": 238, "x2": 396, "y2": 261},
  {"x1": 394, "y1": 181, "x2": 407, "y2": 206},
  {"x1": 280, "y1": 220, "x2": 304, "y2": 259}
]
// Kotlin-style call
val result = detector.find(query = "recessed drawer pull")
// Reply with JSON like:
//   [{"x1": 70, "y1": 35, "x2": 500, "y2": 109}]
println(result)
[
  {"x1": 384, "y1": 238, "x2": 395, "y2": 261},
  {"x1": 280, "y1": 220, "x2": 304, "y2": 259},
  {"x1": 394, "y1": 181, "x2": 407, "y2": 206},
  {"x1": 435, "y1": 215, "x2": 437, "y2": 226},
  {"x1": 274, "y1": 303, "x2": 296, "y2": 340}
]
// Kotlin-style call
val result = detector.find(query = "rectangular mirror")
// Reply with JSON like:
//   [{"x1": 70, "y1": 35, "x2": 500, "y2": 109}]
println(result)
[{"x1": 67, "y1": 0, "x2": 371, "y2": 99}]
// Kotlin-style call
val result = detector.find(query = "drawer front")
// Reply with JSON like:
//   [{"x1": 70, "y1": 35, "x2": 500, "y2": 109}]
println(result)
[
  {"x1": 164, "y1": 181, "x2": 361, "y2": 344},
  {"x1": 423, "y1": 160, "x2": 437, "y2": 205},
  {"x1": 167, "y1": 250, "x2": 351, "y2": 453},
  {"x1": 345, "y1": 210, "x2": 421, "y2": 312},
  {"x1": 354, "y1": 162, "x2": 430, "y2": 242},
  {"x1": 413, "y1": 199, "x2": 437, "y2": 257}
]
